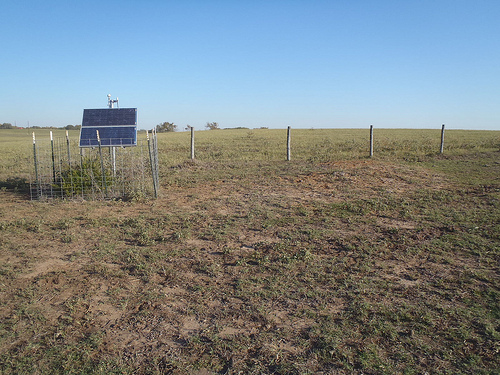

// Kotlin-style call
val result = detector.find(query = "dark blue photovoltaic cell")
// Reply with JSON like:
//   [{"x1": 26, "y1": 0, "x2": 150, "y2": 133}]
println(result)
[
  {"x1": 82, "y1": 108, "x2": 137, "y2": 127},
  {"x1": 80, "y1": 108, "x2": 137, "y2": 147},
  {"x1": 79, "y1": 127, "x2": 137, "y2": 147}
]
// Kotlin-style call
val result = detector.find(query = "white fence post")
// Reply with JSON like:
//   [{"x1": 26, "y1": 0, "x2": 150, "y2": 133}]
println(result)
[
  {"x1": 369, "y1": 125, "x2": 374, "y2": 157},
  {"x1": 287, "y1": 126, "x2": 291, "y2": 161}
]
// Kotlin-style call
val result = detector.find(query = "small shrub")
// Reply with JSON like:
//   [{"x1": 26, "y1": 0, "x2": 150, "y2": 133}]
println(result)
[{"x1": 58, "y1": 157, "x2": 112, "y2": 196}]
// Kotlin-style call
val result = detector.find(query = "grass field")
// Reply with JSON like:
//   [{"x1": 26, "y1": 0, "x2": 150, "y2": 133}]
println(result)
[{"x1": 0, "y1": 128, "x2": 499, "y2": 374}]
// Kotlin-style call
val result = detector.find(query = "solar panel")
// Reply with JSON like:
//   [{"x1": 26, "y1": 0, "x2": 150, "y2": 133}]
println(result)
[{"x1": 79, "y1": 108, "x2": 137, "y2": 147}]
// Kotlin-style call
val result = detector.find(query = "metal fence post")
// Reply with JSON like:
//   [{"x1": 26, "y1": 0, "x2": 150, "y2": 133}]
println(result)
[
  {"x1": 50, "y1": 131, "x2": 57, "y2": 183},
  {"x1": 369, "y1": 125, "x2": 374, "y2": 157},
  {"x1": 32, "y1": 132, "x2": 39, "y2": 198},
  {"x1": 191, "y1": 127, "x2": 195, "y2": 160},
  {"x1": 96, "y1": 130, "x2": 108, "y2": 197},
  {"x1": 440, "y1": 124, "x2": 445, "y2": 154},
  {"x1": 287, "y1": 126, "x2": 291, "y2": 161}
]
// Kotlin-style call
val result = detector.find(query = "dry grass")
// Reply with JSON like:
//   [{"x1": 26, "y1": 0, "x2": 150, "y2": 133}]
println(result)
[{"x1": 0, "y1": 128, "x2": 499, "y2": 374}]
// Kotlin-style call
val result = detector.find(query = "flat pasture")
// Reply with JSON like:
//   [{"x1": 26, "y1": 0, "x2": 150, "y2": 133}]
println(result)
[{"x1": 0, "y1": 128, "x2": 499, "y2": 374}]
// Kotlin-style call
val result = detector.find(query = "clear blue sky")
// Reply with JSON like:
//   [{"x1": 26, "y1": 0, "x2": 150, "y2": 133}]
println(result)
[{"x1": 1, "y1": 0, "x2": 499, "y2": 130}]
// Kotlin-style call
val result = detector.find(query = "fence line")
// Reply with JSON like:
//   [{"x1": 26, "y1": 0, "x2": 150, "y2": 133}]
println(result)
[
  {"x1": 30, "y1": 131, "x2": 159, "y2": 200},
  {"x1": 24, "y1": 126, "x2": 498, "y2": 200},
  {"x1": 173, "y1": 125, "x2": 460, "y2": 162}
]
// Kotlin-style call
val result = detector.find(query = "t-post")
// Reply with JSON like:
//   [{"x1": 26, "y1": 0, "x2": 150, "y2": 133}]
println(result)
[{"x1": 440, "y1": 124, "x2": 445, "y2": 154}]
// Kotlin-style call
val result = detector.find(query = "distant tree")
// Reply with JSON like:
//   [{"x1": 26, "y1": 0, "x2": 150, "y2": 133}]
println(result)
[
  {"x1": 205, "y1": 122, "x2": 219, "y2": 130},
  {"x1": 0, "y1": 123, "x2": 13, "y2": 129},
  {"x1": 64, "y1": 125, "x2": 78, "y2": 130},
  {"x1": 185, "y1": 125, "x2": 193, "y2": 131},
  {"x1": 156, "y1": 122, "x2": 177, "y2": 132}
]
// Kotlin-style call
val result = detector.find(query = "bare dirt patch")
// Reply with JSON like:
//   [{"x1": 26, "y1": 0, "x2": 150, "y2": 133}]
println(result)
[{"x1": 1, "y1": 159, "x2": 498, "y2": 374}]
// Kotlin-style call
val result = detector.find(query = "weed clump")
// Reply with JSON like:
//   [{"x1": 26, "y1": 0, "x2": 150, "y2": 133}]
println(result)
[{"x1": 59, "y1": 157, "x2": 111, "y2": 197}]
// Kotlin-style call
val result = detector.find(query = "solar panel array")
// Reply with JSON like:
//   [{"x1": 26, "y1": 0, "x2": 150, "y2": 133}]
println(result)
[{"x1": 79, "y1": 108, "x2": 137, "y2": 147}]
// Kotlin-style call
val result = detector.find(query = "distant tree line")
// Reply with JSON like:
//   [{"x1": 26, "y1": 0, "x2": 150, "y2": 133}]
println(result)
[
  {"x1": 64, "y1": 125, "x2": 81, "y2": 130},
  {"x1": 2, "y1": 120, "x2": 230, "y2": 132},
  {"x1": 0, "y1": 123, "x2": 81, "y2": 130},
  {"x1": 156, "y1": 122, "x2": 177, "y2": 132},
  {"x1": 155, "y1": 121, "x2": 221, "y2": 132},
  {"x1": 206, "y1": 122, "x2": 219, "y2": 130}
]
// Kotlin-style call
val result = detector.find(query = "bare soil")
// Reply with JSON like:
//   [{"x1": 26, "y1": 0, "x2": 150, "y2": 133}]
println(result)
[{"x1": 0, "y1": 159, "x2": 498, "y2": 374}]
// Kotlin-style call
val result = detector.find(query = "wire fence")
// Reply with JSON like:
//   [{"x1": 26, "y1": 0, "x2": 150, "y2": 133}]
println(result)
[
  {"x1": 163, "y1": 126, "x2": 500, "y2": 165},
  {"x1": 10, "y1": 127, "x2": 499, "y2": 200},
  {"x1": 30, "y1": 131, "x2": 159, "y2": 200}
]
